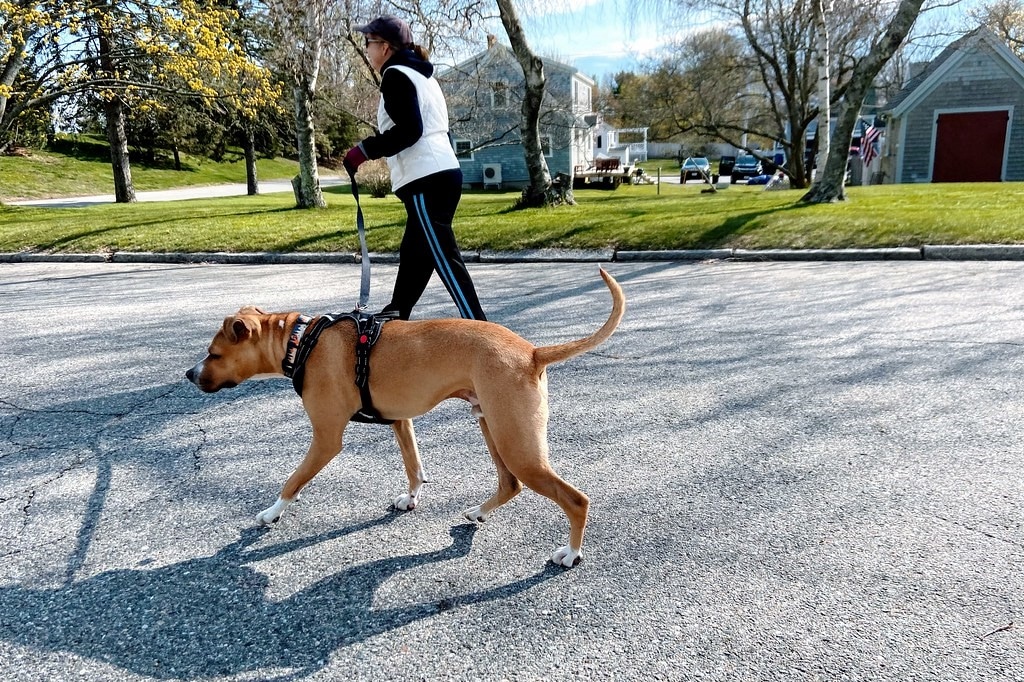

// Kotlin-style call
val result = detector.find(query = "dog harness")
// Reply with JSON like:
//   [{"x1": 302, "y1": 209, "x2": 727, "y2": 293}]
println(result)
[
  {"x1": 281, "y1": 310, "x2": 398, "y2": 425},
  {"x1": 274, "y1": 168, "x2": 391, "y2": 426}
]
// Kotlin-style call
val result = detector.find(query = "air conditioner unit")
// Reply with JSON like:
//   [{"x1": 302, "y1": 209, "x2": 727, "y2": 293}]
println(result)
[{"x1": 482, "y1": 163, "x2": 503, "y2": 188}]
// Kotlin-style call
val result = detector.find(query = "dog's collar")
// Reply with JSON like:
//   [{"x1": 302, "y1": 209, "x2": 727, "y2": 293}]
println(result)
[{"x1": 281, "y1": 314, "x2": 314, "y2": 378}]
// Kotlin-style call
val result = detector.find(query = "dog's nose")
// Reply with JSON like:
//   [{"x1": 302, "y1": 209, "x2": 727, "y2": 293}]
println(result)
[{"x1": 185, "y1": 367, "x2": 195, "y2": 382}]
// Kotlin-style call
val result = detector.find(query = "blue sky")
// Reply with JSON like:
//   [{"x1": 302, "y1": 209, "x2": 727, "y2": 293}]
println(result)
[
  {"x1": 472, "y1": 0, "x2": 983, "y2": 83},
  {"x1": 484, "y1": 0, "x2": 666, "y2": 81}
]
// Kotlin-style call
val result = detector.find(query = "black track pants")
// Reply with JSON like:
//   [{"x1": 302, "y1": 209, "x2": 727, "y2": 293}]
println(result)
[{"x1": 386, "y1": 170, "x2": 486, "y2": 321}]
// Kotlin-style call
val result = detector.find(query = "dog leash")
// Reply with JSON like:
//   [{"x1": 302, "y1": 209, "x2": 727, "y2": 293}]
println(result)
[{"x1": 347, "y1": 168, "x2": 372, "y2": 310}]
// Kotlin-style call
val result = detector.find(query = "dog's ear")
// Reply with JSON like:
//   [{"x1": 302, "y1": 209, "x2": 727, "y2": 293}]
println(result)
[
  {"x1": 222, "y1": 315, "x2": 260, "y2": 343},
  {"x1": 237, "y1": 305, "x2": 266, "y2": 315}
]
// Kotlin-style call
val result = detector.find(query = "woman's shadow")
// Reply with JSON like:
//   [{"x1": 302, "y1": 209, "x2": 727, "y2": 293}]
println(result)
[{"x1": 0, "y1": 512, "x2": 563, "y2": 680}]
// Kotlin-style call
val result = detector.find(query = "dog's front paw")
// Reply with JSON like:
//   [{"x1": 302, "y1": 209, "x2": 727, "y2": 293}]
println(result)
[
  {"x1": 255, "y1": 509, "x2": 279, "y2": 525},
  {"x1": 463, "y1": 505, "x2": 489, "y2": 523},
  {"x1": 255, "y1": 497, "x2": 290, "y2": 526},
  {"x1": 394, "y1": 493, "x2": 418, "y2": 511},
  {"x1": 552, "y1": 545, "x2": 582, "y2": 568}
]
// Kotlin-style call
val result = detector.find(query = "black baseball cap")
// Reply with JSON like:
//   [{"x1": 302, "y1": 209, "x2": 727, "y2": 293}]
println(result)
[{"x1": 355, "y1": 16, "x2": 413, "y2": 47}]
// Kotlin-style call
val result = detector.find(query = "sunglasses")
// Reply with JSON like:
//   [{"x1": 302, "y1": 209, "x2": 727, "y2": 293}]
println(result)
[{"x1": 364, "y1": 39, "x2": 388, "y2": 49}]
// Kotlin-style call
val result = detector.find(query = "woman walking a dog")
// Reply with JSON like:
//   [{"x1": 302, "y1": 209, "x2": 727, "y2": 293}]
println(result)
[{"x1": 344, "y1": 16, "x2": 487, "y2": 322}]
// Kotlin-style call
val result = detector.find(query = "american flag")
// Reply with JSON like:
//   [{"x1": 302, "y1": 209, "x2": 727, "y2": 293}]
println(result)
[{"x1": 861, "y1": 125, "x2": 881, "y2": 166}]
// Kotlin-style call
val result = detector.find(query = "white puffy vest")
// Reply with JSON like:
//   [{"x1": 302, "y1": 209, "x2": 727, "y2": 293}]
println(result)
[{"x1": 378, "y1": 65, "x2": 459, "y2": 190}]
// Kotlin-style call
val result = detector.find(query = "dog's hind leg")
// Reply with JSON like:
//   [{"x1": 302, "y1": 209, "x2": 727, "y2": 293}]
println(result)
[
  {"x1": 463, "y1": 418, "x2": 523, "y2": 523},
  {"x1": 256, "y1": 416, "x2": 346, "y2": 525},
  {"x1": 478, "y1": 412, "x2": 589, "y2": 567},
  {"x1": 509, "y1": 459, "x2": 589, "y2": 568},
  {"x1": 392, "y1": 419, "x2": 427, "y2": 511}
]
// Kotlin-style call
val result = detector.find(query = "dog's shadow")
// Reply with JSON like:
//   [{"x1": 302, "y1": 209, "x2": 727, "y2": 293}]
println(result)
[{"x1": 0, "y1": 513, "x2": 562, "y2": 680}]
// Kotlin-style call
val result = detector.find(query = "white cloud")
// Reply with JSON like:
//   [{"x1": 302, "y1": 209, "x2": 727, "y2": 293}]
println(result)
[
  {"x1": 518, "y1": 0, "x2": 609, "y2": 16},
  {"x1": 448, "y1": 0, "x2": 669, "y2": 78},
  {"x1": 518, "y1": 0, "x2": 666, "y2": 75}
]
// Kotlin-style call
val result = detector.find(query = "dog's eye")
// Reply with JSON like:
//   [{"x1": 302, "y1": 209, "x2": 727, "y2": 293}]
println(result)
[{"x1": 208, "y1": 353, "x2": 221, "y2": 360}]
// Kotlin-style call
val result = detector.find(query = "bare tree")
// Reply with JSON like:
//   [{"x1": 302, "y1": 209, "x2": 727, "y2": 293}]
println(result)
[
  {"x1": 972, "y1": 0, "x2": 1024, "y2": 57},
  {"x1": 812, "y1": 0, "x2": 834, "y2": 177},
  {"x1": 263, "y1": 0, "x2": 336, "y2": 208},
  {"x1": 802, "y1": 0, "x2": 930, "y2": 202},
  {"x1": 494, "y1": 0, "x2": 560, "y2": 206},
  {"x1": 643, "y1": 0, "x2": 907, "y2": 187},
  {"x1": 611, "y1": 29, "x2": 770, "y2": 151}
]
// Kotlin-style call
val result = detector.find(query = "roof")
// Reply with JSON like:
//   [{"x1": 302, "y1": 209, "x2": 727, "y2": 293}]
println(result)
[
  {"x1": 440, "y1": 41, "x2": 596, "y2": 85},
  {"x1": 885, "y1": 27, "x2": 1024, "y2": 117}
]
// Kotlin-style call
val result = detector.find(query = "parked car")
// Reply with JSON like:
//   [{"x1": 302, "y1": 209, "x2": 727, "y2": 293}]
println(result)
[
  {"x1": 730, "y1": 154, "x2": 762, "y2": 183},
  {"x1": 681, "y1": 157, "x2": 712, "y2": 182},
  {"x1": 763, "y1": 150, "x2": 786, "y2": 174},
  {"x1": 718, "y1": 155, "x2": 736, "y2": 176}
]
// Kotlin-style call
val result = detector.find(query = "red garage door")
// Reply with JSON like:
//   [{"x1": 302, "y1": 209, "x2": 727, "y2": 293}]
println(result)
[{"x1": 932, "y1": 110, "x2": 1009, "y2": 182}]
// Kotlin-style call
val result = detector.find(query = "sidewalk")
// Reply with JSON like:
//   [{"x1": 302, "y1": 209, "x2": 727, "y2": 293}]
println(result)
[
  {"x1": 6, "y1": 176, "x2": 347, "y2": 208},
  {"x1": 4, "y1": 245, "x2": 1024, "y2": 264}
]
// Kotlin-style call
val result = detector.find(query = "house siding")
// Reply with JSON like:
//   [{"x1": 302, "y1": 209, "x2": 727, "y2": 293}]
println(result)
[
  {"x1": 894, "y1": 37, "x2": 1024, "y2": 183},
  {"x1": 440, "y1": 45, "x2": 594, "y2": 188}
]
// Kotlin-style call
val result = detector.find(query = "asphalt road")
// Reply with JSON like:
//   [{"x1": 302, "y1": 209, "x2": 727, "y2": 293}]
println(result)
[{"x1": 1, "y1": 260, "x2": 1022, "y2": 681}]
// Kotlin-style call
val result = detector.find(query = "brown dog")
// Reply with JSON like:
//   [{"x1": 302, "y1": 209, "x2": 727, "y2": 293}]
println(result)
[{"x1": 186, "y1": 268, "x2": 624, "y2": 566}]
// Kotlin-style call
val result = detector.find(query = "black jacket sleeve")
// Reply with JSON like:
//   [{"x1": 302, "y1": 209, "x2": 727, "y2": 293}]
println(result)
[{"x1": 359, "y1": 68, "x2": 424, "y2": 160}]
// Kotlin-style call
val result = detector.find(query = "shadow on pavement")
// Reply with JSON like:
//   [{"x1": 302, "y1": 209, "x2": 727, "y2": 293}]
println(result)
[{"x1": 0, "y1": 517, "x2": 564, "y2": 679}]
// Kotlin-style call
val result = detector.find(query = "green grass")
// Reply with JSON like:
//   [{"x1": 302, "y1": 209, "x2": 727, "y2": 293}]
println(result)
[
  {"x1": 0, "y1": 137, "x2": 304, "y2": 200},
  {"x1": 2, "y1": 180, "x2": 1024, "y2": 254}
]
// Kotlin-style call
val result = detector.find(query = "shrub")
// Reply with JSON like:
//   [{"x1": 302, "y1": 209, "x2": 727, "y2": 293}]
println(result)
[{"x1": 357, "y1": 159, "x2": 392, "y2": 198}]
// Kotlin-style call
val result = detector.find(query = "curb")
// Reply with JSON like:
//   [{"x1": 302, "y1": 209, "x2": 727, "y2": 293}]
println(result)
[
  {"x1": 478, "y1": 249, "x2": 615, "y2": 263},
  {"x1": 729, "y1": 247, "x2": 923, "y2": 261},
  {"x1": 107, "y1": 252, "x2": 360, "y2": 265},
  {"x1": 922, "y1": 244, "x2": 1024, "y2": 260},
  {"x1": 617, "y1": 249, "x2": 733, "y2": 261},
  {"x1": 3, "y1": 246, "x2": 1024, "y2": 264}
]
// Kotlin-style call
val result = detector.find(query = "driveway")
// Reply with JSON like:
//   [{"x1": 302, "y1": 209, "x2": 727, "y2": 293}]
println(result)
[{"x1": 0, "y1": 260, "x2": 1021, "y2": 681}]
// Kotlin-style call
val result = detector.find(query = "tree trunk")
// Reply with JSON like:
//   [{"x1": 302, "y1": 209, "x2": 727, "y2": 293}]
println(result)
[
  {"x1": 243, "y1": 126, "x2": 258, "y2": 195},
  {"x1": 97, "y1": 9, "x2": 135, "y2": 203},
  {"x1": 496, "y1": 0, "x2": 574, "y2": 207},
  {"x1": 291, "y1": 72, "x2": 324, "y2": 208},
  {"x1": 0, "y1": 27, "x2": 32, "y2": 152},
  {"x1": 803, "y1": 0, "x2": 928, "y2": 203},
  {"x1": 103, "y1": 96, "x2": 136, "y2": 203},
  {"x1": 812, "y1": 0, "x2": 832, "y2": 182}
]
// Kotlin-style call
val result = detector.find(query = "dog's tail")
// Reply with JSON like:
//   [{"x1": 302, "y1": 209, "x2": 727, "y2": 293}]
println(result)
[{"x1": 533, "y1": 267, "x2": 625, "y2": 368}]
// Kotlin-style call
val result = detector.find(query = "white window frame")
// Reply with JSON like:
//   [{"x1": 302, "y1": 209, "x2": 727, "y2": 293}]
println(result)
[
  {"x1": 573, "y1": 80, "x2": 591, "y2": 111},
  {"x1": 541, "y1": 134, "x2": 553, "y2": 157},
  {"x1": 454, "y1": 138, "x2": 474, "y2": 160}
]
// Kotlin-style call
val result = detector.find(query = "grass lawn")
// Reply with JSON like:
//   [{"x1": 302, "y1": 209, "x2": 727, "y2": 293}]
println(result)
[
  {"x1": 0, "y1": 136, "x2": 305, "y2": 200},
  {"x1": 2, "y1": 180, "x2": 1023, "y2": 254}
]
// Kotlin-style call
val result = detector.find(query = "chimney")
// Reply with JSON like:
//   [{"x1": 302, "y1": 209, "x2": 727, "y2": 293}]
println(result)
[{"x1": 487, "y1": 34, "x2": 497, "y2": 49}]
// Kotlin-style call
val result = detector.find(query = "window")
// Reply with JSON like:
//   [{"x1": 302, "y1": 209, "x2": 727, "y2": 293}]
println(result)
[
  {"x1": 573, "y1": 80, "x2": 591, "y2": 110},
  {"x1": 491, "y1": 82, "x2": 508, "y2": 108},
  {"x1": 454, "y1": 139, "x2": 473, "y2": 160},
  {"x1": 541, "y1": 134, "x2": 553, "y2": 157},
  {"x1": 618, "y1": 131, "x2": 645, "y2": 145}
]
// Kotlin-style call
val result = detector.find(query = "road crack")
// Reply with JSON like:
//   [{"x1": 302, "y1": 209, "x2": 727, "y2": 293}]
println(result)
[{"x1": 933, "y1": 514, "x2": 1024, "y2": 550}]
